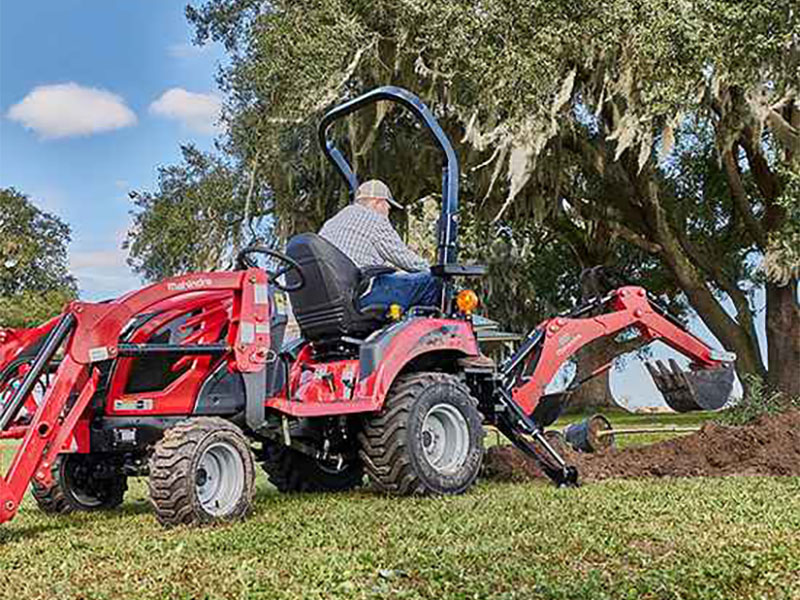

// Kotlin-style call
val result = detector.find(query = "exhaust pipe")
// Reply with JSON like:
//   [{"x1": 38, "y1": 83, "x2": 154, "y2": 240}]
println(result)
[{"x1": 646, "y1": 359, "x2": 735, "y2": 412}]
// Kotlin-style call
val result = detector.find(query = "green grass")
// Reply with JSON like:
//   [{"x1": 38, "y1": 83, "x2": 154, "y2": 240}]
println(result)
[{"x1": 1, "y1": 415, "x2": 799, "y2": 600}]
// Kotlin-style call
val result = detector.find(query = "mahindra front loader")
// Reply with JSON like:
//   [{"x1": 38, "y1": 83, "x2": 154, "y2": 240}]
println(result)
[{"x1": 0, "y1": 87, "x2": 736, "y2": 527}]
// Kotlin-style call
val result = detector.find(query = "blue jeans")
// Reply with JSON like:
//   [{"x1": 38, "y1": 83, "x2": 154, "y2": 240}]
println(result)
[{"x1": 360, "y1": 272, "x2": 442, "y2": 311}]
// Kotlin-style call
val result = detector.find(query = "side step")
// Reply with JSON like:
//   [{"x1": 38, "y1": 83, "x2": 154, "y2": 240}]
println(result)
[{"x1": 646, "y1": 359, "x2": 735, "y2": 412}]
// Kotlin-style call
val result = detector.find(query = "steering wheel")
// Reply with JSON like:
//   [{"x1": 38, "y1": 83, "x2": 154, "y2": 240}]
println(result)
[{"x1": 235, "y1": 245, "x2": 305, "y2": 292}]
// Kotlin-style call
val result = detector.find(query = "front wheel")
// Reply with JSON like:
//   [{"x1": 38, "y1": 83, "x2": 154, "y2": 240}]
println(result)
[
  {"x1": 31, "y1": 454, "x2": 127, "y2": 514},
  {"x1": 358, "y1": 372, "x2": 484, "y2": 495},
  {"x1": 148, "y1": 417, "x2": 256, "y2": 527}
]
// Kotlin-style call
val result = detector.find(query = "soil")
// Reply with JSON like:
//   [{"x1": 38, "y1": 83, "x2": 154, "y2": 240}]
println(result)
[{"x1": 483, "y1": 410, "x2": 800, "y2": 483}]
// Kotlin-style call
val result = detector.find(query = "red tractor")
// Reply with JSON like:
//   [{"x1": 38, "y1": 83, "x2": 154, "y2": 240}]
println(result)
[{"x1": 0, "y1": 87, "x2": 735, "y2": 527}]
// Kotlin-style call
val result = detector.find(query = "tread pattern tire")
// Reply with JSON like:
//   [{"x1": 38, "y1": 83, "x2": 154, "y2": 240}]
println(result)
[
  {"x1": 260, "y1": 441, "x2": 363, "y2": 493},
  {"x1": 148, "y1": 417, "x2": 255, "y2": 527},
  {"x1": 31, "y1": 477, "x2": 70, "y2": 514},
  {"x1": 358, "y1": 372, "x2": 484, "y2": 495},
  {"x1": 31, "y1": 455, "x2": 127, "y2": 514}
]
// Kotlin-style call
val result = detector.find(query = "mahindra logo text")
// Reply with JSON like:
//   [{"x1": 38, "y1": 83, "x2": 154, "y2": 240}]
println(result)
[{"x1": 167, "y1": 278, "x2": 213, "y2": 291}]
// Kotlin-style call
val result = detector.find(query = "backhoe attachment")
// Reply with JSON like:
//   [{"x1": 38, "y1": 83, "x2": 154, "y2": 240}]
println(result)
[
  {"x1": 500, "y1": 286, "x2": 736, "y2": 420},
  {"x1": 491, "y1": 285, "x2": 738, "y2": 485}
]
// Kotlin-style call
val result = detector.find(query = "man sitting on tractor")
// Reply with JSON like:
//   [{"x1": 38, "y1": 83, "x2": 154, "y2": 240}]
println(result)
[{"x1": 319, "y1": 179, "x2": 441, "y2": 311}]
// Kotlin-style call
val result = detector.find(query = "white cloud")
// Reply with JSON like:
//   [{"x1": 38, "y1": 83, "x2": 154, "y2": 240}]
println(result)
[
  {"x1": 149, "y1": 88, "x2": 222, "y2": 134},
  {"x1": 69, "y1": 229, "x2": 140, "y2": 300},
  {"x1": 70, "y1": 250, "x2": 126, "y2": 272},
  {"x1": 70, "y1": 247, "x2": 140, "y2": 299},
  {"x1": 7, "y1": 83, "x2": 137, "y2": 139}
]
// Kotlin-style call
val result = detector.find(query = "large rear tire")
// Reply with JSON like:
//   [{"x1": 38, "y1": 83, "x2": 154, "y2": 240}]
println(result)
[
  {"x1": 358, "y1": 372, "x2": 484, "y2": 495},
  {"x1": 259, "y1": 440, "x2": 363, "y2": 493},
  {"x1": 148, "y1": 417, "x2": 255, "y2": 527},
  {"x1": 31, "y1": 454, "x2": 127, "y2": 514}
]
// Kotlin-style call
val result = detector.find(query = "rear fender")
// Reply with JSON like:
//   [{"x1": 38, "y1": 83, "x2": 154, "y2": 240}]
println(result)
[{"x1": 355, "y1": 317, "x2": 478, "y2": 409}]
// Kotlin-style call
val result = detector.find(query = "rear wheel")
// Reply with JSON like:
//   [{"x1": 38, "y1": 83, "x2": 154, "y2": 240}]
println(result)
[
  {"x1": 259, "y1": 440, "x2": 363, "y2": 493},
  {"x1": 358, "y1": 372, "x2": 484, "y2": 495},
  {"x1": 32, "y1": 454, "x2": 127, "y2": 514},
  {"x1": 148, "y1": 417, "x2": 255, "y2": 527}
]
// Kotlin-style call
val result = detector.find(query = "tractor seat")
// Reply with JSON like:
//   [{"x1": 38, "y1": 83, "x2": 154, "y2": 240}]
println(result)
[{"x1": 284, "y1": 233, "x2": 392, "y2": 342}]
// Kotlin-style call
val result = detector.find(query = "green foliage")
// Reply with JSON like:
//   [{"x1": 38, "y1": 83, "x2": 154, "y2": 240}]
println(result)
[
  {"x1": 0, "y1": 188, "x2": 76, "y2": 328},
  {"x1": 124, "y1": 145, "x2": 272, "y2": 281},
  {"x1": 188, "y1": 0, "x2": 797, "y2": 277},
  {"x1": 718, "y1": 375, "x2": 800, "y2": 426},
  {"x1": 0, "y1": 290, "x2": 75, "y2": 329},
  {"x1": 465, "y1": 220, "x2": 583, "y2": 330},
  {"x1": 190, "y1": 0, "x2": 797, "y2": 159},
  {"x1": 764, "y1": 165, "x2": 800, "y2": 285}
]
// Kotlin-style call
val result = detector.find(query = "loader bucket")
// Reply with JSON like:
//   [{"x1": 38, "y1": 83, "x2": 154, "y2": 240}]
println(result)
[{"x1": 646, "y1": 359, "x2": 735, "y2": 412}]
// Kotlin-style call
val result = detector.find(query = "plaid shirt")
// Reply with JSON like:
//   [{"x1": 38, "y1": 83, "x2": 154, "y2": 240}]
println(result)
[{"x1": 319, "y1": 205, "x2": 429, "y2": 272}]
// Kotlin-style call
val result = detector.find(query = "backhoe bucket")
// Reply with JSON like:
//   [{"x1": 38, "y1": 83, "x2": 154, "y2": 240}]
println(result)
[{"x1": 646, "y1": 359, "x2": 735, "y2": 412}]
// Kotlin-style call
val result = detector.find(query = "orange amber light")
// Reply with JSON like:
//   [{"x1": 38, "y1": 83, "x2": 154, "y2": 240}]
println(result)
[{"x1": 456, "y1": 289, "x2": 479, "y2": 314}]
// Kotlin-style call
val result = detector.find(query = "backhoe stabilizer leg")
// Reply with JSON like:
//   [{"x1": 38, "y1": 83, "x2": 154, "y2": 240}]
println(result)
[{"x1": 496, "y1": 391, "x2": 579, "y2": 487}]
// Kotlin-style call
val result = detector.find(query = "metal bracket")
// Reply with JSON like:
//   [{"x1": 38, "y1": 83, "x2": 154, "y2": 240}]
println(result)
[{"x1": 243, "y1": 371, "x2": 267, "y2": 433}]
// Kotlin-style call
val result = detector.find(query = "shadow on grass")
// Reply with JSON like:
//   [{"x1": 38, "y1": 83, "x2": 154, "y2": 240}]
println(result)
[
  {"x1": 91, "y1": 499, "x2": 153, "y2": 520},
  {"x1": 0, "y1": 519, "x2": 77, "y2": 544},
  {"x1": 0, "y1": 499, "x2": 154, "y2": 543}
]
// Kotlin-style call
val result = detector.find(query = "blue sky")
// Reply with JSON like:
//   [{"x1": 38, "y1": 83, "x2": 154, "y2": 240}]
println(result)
[{"x1": 0, "y1": 1, "x2": 224, "y2": 299}]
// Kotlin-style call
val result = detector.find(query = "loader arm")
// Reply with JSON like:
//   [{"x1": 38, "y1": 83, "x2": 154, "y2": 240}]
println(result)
[{"x1": 0, "y1": 269, "x2": 270, "y2": 525}]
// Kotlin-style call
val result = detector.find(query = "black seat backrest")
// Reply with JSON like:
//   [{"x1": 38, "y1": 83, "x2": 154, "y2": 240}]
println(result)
[{"x1": 285, "y1": 233, "x2": 383, "y2": 342}]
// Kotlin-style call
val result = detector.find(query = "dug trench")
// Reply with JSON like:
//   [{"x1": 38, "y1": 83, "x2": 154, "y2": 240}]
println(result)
[{"x1": 483, "y1": 410, "x2": 800, "y2": 482}]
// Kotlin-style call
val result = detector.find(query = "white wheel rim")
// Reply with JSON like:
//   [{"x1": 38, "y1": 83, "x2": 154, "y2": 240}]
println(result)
[
  {"x1": 195, "y1": 441, "x2": 245, "y2": 516},
  {"x1": 71, "y1": 487, "x2": 103, "y2": 507},
  {"x1": 421, "y1": 403, "x2": 470, "y2": 474}
]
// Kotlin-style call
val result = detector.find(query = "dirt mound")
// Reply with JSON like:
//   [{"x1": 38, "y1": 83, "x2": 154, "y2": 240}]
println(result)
[{"x1": 484, "y1": 410, "x2": 800, "y2": 482}]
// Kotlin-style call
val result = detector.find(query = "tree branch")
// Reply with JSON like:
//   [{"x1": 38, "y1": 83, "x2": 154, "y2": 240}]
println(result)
[
  {"x1": 617, "y1": 161, "x2": 766, "y2": 376},
  {"x1": 740, "y1": 127, "x2": 780, "y2": 201},
  {"x1": 721, "y1": 147, "x2": 767, "y2": 247},
  {"x1": 608, "y1": 222, "x2": 662, "y2": 254},
  {"x1": 560, "y1": 128, "x2": 652, "y2": 230},
  {"x1": 673, "y1": 225, "x2": 756, "y2": 350}
]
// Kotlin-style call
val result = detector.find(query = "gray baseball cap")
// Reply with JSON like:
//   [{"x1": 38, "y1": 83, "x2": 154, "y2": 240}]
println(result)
[{"x1": 355, "y1": 179, "x2": 403, "y2": 209}]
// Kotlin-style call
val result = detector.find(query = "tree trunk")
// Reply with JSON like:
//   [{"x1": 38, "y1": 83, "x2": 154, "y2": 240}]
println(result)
[
  {"x1": 662, "y1": 255, "x2": 765, "y2": 381},
  {"x1": 566, "y1": 336, "x2": 620, "y2": 413},
  {"x1": 638, "y1": 178, "x2": 766, "y2": 382},
  {"x1": 765, "y1": 280, "x2": 800, "y2": 397}
]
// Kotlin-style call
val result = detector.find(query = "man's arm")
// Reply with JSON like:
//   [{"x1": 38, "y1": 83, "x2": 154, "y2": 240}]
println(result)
[{"x1": 374, "y1": 217, "x2": 430, "y2": 272}]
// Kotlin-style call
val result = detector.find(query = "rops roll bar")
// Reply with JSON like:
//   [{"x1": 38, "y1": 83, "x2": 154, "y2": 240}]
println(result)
[{"x1": 318, "y1": 86, "x2": 459, "y2": 267}]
